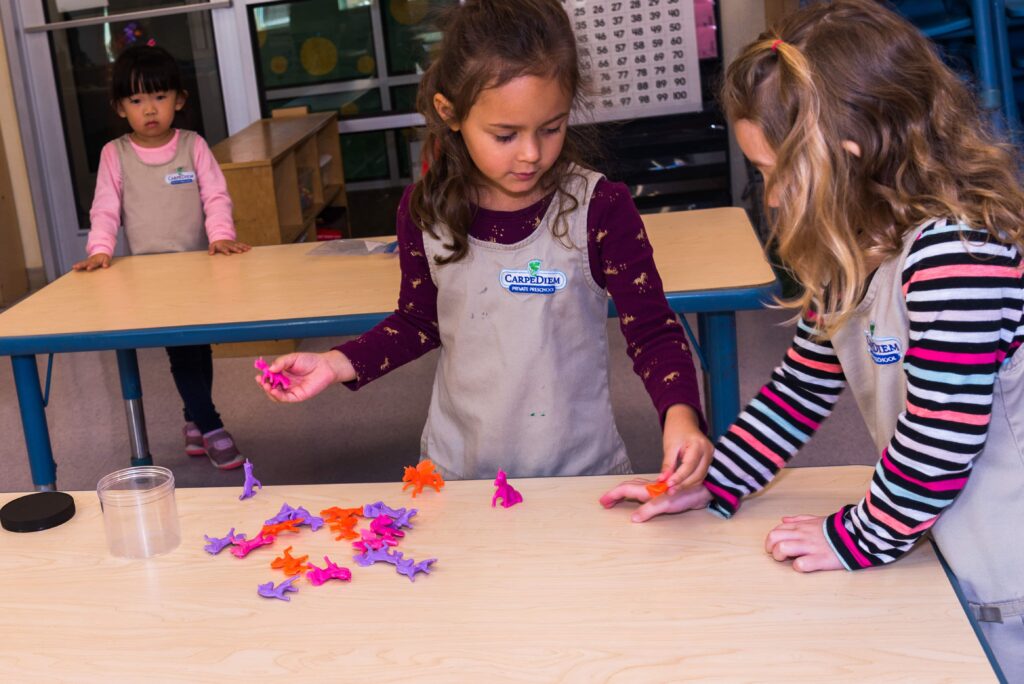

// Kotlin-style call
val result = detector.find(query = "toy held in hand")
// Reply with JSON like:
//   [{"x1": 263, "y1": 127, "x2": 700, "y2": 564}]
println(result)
[
  {"x1": 401, "y1": 459, "x2": 445, "y2": 498},
  {"x1": 491, "y1": 469, "x2": 523, "y2": 508},
  {"x1": 254, "y1": 356, "x2": 291, "y2": 390},
  {"x1": 645, "y1": 481, "x2": 669, "y2": 499}
]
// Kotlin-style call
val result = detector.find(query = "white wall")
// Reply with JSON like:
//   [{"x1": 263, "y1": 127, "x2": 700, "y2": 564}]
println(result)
[{"x1": 720, "y1": 0, "x2": 767, "y2": 205}]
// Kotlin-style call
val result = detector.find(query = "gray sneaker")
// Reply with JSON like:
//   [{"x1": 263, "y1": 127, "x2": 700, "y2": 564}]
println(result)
[
  {"x1": 201, "y1": 429, "x2": 245, "y2": 470},
  {"x1": 184, "y1": 422, "x2": 206, "y2": 457}
]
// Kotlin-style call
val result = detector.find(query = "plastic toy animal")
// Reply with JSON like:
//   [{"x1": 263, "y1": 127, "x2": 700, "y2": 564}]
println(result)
[
  {"x1": 254, "y1": 357, "x2": 291, "y2": 390},
  {"x1": 260, "y1": 518, "x2": 303, "y2": 538},
  {"x1": 239, "y1": 459, "x2": 262, "y2": 501},
  {"x1": 401, "y1": 459, "x2": 445, "y2": 497},
  {"x1": 270, "y1": 546, "x2": 309, "y2": 575},
  {"x1": 257, "y1": 575, "x2": 300, "y2": 601},
  {"x1": 645, "y1": 481, "x2": 669, "y2": 498},
  {"x1": 328, "y1": 517, "x2": 360, "y2": 541},
  {"x1": 305, "y1": 556, "x2": 353, "y2": 586},
  {"x1": 230, "y1": 533, "x2": 275, "y2": 558},
  {"x1": 320, "y1": 506, "x2": 363, "y2": 522},
  {"x1": 491, "y1": 469, "x2": 524, "y2": 508},
  {"x1": 203, "y1": 528, "x2": 241, "y2": 555}
]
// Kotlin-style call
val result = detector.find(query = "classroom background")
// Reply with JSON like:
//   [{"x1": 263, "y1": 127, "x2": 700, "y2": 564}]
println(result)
[{"x1": 1, "y1": 0, "x2": 1014, "y2": 493}]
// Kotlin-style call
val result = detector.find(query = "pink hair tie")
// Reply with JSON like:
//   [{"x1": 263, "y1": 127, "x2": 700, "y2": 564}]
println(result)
[{"x1": 771, "y1": 39, "x2": 784, "y2": 52}]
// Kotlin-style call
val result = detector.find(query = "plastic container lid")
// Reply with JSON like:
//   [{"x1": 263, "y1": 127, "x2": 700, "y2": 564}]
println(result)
[{"x1": 0, "y1": 491, "x2": 76, "y2": 532}]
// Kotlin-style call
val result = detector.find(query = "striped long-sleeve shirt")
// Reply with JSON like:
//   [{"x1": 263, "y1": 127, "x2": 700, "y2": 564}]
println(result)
[{"x1": 703, "y1": 220, "x2": 1024, "y2": 569}]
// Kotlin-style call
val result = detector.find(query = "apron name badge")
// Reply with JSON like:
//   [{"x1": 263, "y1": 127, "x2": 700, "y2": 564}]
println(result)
[
  {"x1": 864, "y1": 323, "x2": 902, "y2": 365},
  {"x1": 500, "y1": 259, "x2": 567, "y2": 295},
  {"x1": 165, "y1": 167, "x2": 197, "y2": 186}
]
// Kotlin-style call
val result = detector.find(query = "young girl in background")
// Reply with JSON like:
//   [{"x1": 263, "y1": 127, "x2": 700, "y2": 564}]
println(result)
[
  {"x1": 258, "y1": 0, "x2": 712, "y2": 482},
  {"x1": 73, "y1": 45, "x2": 251, "y2": 470},
  {"x1": 601, "y1": 1, "x2": 1024, "y2": 677}
]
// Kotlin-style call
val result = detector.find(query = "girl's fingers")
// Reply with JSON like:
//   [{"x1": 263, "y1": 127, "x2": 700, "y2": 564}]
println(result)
[
  {"x1": 598, "y1": 482, "x2": 649, "y2": 508},
  {"x1": 675, "y1": 447, "x2": 712, "y2": 489},
  {"x1": 768, "y1": 538, "x2": 814, "y2": 562},
  {"x1": 764, "y1": 527, "x2": 806, "y2": 553},
  {"x1": 781, "y1": 514, "x2": 819, "y2": 523},
  {"x1": 792, "y1": 553, "x2": 836, "y2": 573}
]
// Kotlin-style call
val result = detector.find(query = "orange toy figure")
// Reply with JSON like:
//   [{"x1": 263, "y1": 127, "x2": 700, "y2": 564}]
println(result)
[
  {"x1": 320, "y1": 506, "x2": 363, "y2": 523},
  {"x1": 328, "y1": 516, "x2": 360, "y2": 541},
  {"x1": 260, "y1": 518, "x2": 303, "y2": 537},
  {"x1": 270, "y1": 546, "x2": 309, "y2": 576},
  {"x1": 645, "y1": 481, "x2": 669, "y2": 498},
  {"x1": 402, "y1": 459, "x2": 445, "y2": 498}
]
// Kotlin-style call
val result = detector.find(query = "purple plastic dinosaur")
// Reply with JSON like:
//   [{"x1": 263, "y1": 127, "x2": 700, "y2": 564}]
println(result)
[
  {"x1": 363, "y1": 501, "x2": 417, "y2": 529},
  {"x1": 203, "y1": 527, "x2": 241, "y2": 555},
  {"x1": 257, "y1": 574, "x2": 300, "y2": 601},
  {"x1": 395, "y1": 557, "x2": 437, "y2": 582},
  {"x1": 264, "y1": 503, "x2": 298, "y2": 526},
  {"x1": 239, "y1": 459, "x2": 262, "y2": 501}
]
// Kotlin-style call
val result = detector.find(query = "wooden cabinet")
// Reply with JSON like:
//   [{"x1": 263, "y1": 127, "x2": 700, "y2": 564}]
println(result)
[
  {"x1": 211, "y1": 112, "x2": 346, "y2": 246},
  {"x1": 0, "y1": 127, "x2": 29, "y2": 305}
]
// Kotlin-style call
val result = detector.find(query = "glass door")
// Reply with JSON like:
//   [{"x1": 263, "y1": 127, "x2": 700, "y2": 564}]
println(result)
[{"x1": 2, "y1": 1, "x2": 244, "y2": 276}]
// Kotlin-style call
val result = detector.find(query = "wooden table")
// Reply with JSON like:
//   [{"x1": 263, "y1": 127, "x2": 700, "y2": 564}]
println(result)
[
  {"x1": 0, "y1": 467, "x2": 993, "y2": 681},
  {"x1": 0, "y1": 208, "x2": 777, "y2": 489}
]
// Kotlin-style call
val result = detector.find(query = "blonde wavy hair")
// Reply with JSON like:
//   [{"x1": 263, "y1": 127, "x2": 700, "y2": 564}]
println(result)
[{"x1": 722, "y1": 0, "x2": 1024, "y2": 331}]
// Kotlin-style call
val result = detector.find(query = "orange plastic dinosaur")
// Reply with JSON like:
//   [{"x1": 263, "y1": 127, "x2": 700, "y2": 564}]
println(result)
[
  {"x1": 320, "y1": 506, "x2": 363, "y2": 522},
  {"x1": 260, "y1": 518, "x2": 303, "y2": 537},
  {"x1": 645, "y1": 481, "x2": 669, "y2": 498},
  {"x1": 270, "y1": 546, "x2": 309, "y2": 576},
  {"x1": 402, "y1": 459, "x2": 445, "y2": 497},
  {"x1": 328, "y1": 516, "x2": 360, "y2": 541}
]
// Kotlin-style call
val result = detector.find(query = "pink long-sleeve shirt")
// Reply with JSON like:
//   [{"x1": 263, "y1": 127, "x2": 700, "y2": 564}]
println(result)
[{"x1": 86, "y1": 129, "x2": 235, "y2": 256}]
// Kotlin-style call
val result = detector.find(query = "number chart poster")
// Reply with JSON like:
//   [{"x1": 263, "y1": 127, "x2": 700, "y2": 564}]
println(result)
[{"x1": 563, "y1": 0, "x2": 702, "y2": 122}]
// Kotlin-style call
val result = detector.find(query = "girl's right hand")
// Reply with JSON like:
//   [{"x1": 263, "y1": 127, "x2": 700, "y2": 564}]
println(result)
[
  {"x1": 256, "y1": 350, "x2": 356, "y2": 403},
  {"x1": 599, "y1": 478, "x2": 713, "y2": 523},
  {"x1": 72, "y1": 253, "x2": 111, "y2": 271}
]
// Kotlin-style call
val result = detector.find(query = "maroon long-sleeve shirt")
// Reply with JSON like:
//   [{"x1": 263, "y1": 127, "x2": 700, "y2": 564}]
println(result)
[{"x1": 336, "y1": 179, "x2": 705, "y2": 430}]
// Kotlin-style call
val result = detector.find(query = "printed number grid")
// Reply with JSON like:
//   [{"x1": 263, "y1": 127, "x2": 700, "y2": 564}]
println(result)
[{"x1": 564, "y1": 0, "x2": 702, "y2": 122}]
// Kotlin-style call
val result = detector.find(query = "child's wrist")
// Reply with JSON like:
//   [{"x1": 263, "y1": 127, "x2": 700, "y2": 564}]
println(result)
[{"x1": 325, "y1": 350, "x2": 356, "y2": 383}]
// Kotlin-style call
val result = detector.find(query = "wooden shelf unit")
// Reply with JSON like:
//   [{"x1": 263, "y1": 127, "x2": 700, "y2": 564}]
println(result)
[{"x1": 211, "y1": 112, "x2": 346, "y2": 246}]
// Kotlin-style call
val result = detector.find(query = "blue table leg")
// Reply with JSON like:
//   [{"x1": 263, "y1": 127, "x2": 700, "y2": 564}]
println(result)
[
  {"x1": 115, "y1": 349, "x2": 153, "y2": 467},
  {"x1": 697, "y1": 311, "x2": 740, "y2": 440},
  {"x1": 11, "y1": 355, "x2": 57, "y2": 491}
]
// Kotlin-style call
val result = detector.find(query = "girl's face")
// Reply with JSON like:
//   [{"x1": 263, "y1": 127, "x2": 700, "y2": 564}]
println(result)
[
  {"x1": 734, "y1": 119, "x2": 780, "y2": 208},
  {"x1": 439, "y1": 75, "x2": 571, "y2": 211},
  {"x1": 116, "y1": 89, "x2": 185, "y2": 147}
]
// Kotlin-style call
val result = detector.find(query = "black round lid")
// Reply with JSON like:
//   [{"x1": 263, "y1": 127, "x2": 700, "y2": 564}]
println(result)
[{"x1": 1, "y1": 491, "x2": 76, "y2": 532}]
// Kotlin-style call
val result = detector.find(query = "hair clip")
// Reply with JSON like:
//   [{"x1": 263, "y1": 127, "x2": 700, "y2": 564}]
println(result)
[{"x1": 771, "y1": 39, "x2": 784, "y2": 52}]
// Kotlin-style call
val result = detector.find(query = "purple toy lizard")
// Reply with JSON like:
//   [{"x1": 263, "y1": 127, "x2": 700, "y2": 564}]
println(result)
[
  {"x1": 239, "y1": 459, "x2": 262, "y2": 501},
  {"x1": 203, "y1": 527, "x2": 242, "y2": 555},
  {"x1": 257, "y1": 574, "x2": 300, "y2": 601}
]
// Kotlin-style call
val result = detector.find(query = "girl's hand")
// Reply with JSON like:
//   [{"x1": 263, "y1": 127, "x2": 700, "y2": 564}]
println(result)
[
  {"x1": 764, "y1": 515, "x2": 844, "y2": 572},
  {"x1": 660, "y1": 404, "x2": 714, "y2": 489},
  {"x1": 72, "y1": 253, "x2": 111, "y2": 271},
  {"x1": 599, "y1": 478, "x2": 713, "y2": 522},
  {"x1": 209, "y1": 239, "x2": 251, "y2": 255},
  {"x1": 256, "y1": 350, "x2": 356, "y2": 403}
]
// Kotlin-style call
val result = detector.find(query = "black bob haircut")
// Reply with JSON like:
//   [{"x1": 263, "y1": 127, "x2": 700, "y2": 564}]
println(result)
[{"x1": 110, "y1": 45, "x2": 183, "y2": 104}]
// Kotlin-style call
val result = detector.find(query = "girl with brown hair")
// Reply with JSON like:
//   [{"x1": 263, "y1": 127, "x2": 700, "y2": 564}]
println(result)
[{"x1": 258, "y1": 0, "x2": 711, "y2": 484}]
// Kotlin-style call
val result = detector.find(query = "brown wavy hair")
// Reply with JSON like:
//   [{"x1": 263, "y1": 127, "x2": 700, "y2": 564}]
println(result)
[
  {"x1": 410, "y1": 0, "x2": 594, "y2": 264},
  {"x1": 722, "y1": 0, "x2": 1024, "y2": 331}
]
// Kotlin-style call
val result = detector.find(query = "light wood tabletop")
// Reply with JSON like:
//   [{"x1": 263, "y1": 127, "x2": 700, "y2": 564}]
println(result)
[
  {"x1": 0, "y1": 466, "x2": 991, "y2": 682},
  {"x1": 0, "y1": 207, "x2": 775, "y2": 339}
]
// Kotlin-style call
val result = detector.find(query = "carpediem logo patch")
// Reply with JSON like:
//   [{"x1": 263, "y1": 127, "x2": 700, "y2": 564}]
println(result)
[
  {"x1": 165, "y1": 166, "x2": 196, "y2": 185},
  {"x1": 864, "y1": 323, "x2": 902, "y2": 365},
  {"x1": 500, "y1": 259, "x2": 567, "y2": 294}
]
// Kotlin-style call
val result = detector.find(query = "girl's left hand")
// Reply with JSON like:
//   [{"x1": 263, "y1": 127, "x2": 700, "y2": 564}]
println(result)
[
  {"x1": 209, "y1": 239, "x2": 251, "y2": 255},
  {"x1": 660, "y1": 404, "x2": 714, "y2": 489},
  {"x1": 764, "y1": 514, "x2": 844, "y2": 572}
]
